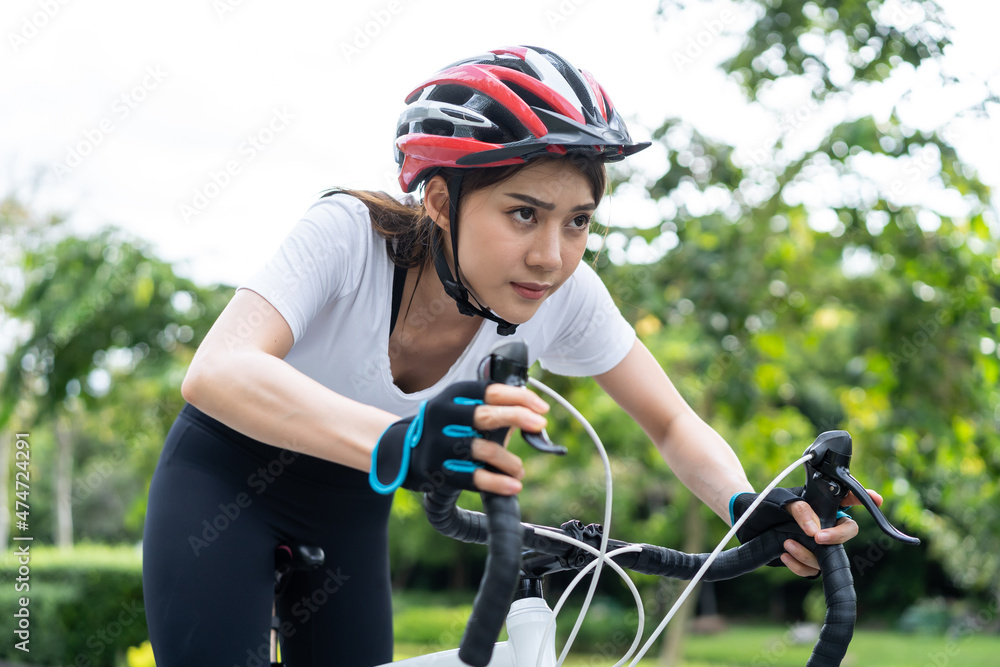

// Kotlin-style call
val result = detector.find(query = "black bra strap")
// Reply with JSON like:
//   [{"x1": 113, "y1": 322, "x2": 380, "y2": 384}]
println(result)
[{"x1": 389, "y1": 263, "x2": 407, "y2": 335}]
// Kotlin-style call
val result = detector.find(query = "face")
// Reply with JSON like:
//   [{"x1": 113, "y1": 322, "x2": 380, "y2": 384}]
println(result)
[{"x1": 438, "y1": 160, "x2": 597, "y2": 324}]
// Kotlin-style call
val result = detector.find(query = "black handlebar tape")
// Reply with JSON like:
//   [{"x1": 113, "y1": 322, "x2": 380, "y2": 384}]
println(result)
[
  {"x1": 424, "y1": 488, "x2": 857, "y2": 667},
  {"x1": 622, "y1": 531, "x2": 788, "y2": 581},
  {"x1": 424, "y1": 486, "x2": 490, "y2": 544},
  {"x1": 805, "y1": 543, "x2": 856, "y2": 667},
  {"x1": 458, "y1": 493, "x2": 524, "y2": 667}
]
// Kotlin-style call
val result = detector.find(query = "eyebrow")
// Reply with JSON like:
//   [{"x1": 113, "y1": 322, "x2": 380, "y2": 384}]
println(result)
[{"x1": 504, "y1": 192, "x2": 596, "y2": 213}]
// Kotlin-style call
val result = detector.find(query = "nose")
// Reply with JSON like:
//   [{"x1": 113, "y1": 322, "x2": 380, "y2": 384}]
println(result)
[{"x1": 526, "y1": 225, "x2": 562, "y2": 272}]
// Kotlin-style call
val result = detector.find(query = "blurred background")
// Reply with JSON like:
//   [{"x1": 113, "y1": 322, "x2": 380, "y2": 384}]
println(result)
[{"x1": 1, "y1": 0, "x2": 998, "y2": 665}]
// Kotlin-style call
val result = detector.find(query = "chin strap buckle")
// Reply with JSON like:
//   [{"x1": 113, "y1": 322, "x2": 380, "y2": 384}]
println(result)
[{"x1": 444, "y1": 279, "x2": 468, "y2": 302}]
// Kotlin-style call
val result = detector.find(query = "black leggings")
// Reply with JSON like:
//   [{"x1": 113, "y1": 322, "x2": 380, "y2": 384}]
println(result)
[{"x1": 142, "y1": 404, "x2": 394, "y2": 666}]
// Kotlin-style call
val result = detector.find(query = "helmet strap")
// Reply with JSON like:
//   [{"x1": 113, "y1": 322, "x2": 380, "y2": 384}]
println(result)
[{"x1": 430, "y1": 172, "x2": 518, "y2": 336}]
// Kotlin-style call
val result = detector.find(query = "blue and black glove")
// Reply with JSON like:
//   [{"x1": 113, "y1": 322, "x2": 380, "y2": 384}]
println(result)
[
  {"x1": 369, "y1": 381, "x2": 505, "y2": 495},
  {"x1": 730, "y1": 487, "x2": 805, "y2": 545},
  {"x1": 730, "y1": 486, "x2": 853, "y2": 543},
  {"x1": 730, "y1": 487, "x2": 851, "y2": 569},
  {"x1": 730, "y1": 487, "x2": 807, "y2": 568}
]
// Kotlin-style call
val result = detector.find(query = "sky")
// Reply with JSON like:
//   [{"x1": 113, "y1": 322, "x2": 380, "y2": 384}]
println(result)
[{"x1": 2, "y1": 0, "x2": 998, "y2": 288}]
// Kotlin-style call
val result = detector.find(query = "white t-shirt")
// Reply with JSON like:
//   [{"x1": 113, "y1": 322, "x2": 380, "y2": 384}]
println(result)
[{"x1": 238, "y1": 193, "x2": 636, "y2": 417}]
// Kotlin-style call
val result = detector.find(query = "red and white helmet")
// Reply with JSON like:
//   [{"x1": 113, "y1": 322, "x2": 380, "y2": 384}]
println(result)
[{"x1": 395, "y1": 45, "x2": 649, "y2": 192}]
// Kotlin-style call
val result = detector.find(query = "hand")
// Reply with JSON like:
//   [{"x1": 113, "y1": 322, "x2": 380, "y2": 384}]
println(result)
[
  {"x1": 781, "y1": 489, "x2": 883, "y2": 578},
  {"x1": 730, "y1": 487, "x2": 884, "y2": 578},
  {"x1": 369, "y1": 380, "x2": 548, "y2": 496}
]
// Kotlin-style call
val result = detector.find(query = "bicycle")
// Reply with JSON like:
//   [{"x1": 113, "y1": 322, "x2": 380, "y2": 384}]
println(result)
[
  {"x1": 270, "y1": 543, "x2": 326, "y2": 666},
  {"x1": 273, "y1": 341, "x2": 920, "y2": 666}
]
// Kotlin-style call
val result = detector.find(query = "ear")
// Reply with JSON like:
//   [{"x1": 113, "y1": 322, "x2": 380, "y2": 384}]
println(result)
[{"x1": 423, "y1": 175, "x2": 451, "y2": 232}]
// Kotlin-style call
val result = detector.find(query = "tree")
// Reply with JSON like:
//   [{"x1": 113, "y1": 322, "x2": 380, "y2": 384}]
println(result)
[
  {"x1": 0, "y1": 197, "x2": 231, "y2": 547},
  {"x1": 524, "y1": 0, "x2": 998, "y2": 659},
  {"x1": 615, "y1": 0, "x2": 998, "y2": 607}
]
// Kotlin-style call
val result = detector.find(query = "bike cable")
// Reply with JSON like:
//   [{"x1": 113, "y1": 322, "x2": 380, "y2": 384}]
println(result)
[
  {"x1": 530, "y1": 532, "x2": 645, "y2": 667},
  {"x1": 627, "y1": 452, "x2": 814, "y2": 665},
  {"x1": 529, "y1": 375, "x2": 817, "y2": 667},
  {"x1": 527, "y1": 376, "x2": 613, "y2": 666}
]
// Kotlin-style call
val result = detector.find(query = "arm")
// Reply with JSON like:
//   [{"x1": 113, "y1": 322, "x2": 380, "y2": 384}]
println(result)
[
  {"x1": 593, "y1": 338, "x2": 751, "y2": 522},
  {"x1": 181, "y1": 288, "x2": 538, "y2": 493},
  {"x1": 594, "y1": 338, "x2": 873, "y2": 577},
  {"x1": 181, "y1": 288, "x2": 396, "y2": 472}
]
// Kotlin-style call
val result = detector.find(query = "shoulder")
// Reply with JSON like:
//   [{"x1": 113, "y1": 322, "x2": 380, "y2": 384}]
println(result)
[
  {"x1": 303, "y1": 191, "x2": 374, "y2": 229},
  {"x1": 289, "y1": 192, "x2": 381, "y2": 262},
  {"x1": 268, "y1": 192, "x2": 385, "y2": 300}
]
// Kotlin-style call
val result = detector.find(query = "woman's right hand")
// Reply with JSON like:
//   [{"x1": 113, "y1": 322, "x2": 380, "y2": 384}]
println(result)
[{"x1": 369, "y1": 381, "x2": 548, "y2": 496}]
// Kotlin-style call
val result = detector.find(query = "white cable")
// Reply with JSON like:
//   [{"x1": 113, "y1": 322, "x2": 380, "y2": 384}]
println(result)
[
  {"x1": 527, "y1": 377, "x2": 613, "y2": 666},
  {"x1": 627, "y1": 453, "x2": 814, "y2": 665},
  {"x1": 530, "y1": 529, "x2": 645, "y2": 667}
]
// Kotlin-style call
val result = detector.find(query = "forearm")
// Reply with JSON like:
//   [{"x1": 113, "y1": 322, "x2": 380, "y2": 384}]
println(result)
[
  {"x1": 182, "y1": 349, "x2": 396, "y2": 472},
  {"x1": 654, "y1": 411, "x2": 753, "y2": 523}
]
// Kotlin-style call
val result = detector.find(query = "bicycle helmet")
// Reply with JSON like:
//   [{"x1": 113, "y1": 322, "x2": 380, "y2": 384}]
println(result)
[{"x1": 394, "y1": 45, "x2": 650, "y2": 335}]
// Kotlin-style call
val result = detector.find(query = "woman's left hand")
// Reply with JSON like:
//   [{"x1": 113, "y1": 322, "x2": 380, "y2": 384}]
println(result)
[{"x1": 781, "y1": 489, "x2": 884, "y2": 577}]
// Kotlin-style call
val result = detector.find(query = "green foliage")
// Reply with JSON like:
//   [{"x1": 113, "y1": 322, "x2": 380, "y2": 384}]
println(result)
[
  {"x1": 1, "y1": 219, "x2": 231, "y2": 427},
  {"x1": 2, "y1": 1, "x2": 998, "y2": 644},
  {"x1": 1, "y1": 200, "x2": 232, "y2": 546},
  {"x1": 0, "y1": 544, "x2": 146, "y2": 666},
  {"x1": 697, "y1": 0, "x2": 951, "y2": 101},
  {"x1": 394, "y1": 593, "x2": 479, "y2": 646},
  {"x1": 392, "y1": 590, "x2": 639, "y2": 654},
  {"x1": 393, "y1": 591, "x2": 1000, "y2": 665},
  {"x1": 614, "y1": 0, "x2": 1000, "y2": 608}
]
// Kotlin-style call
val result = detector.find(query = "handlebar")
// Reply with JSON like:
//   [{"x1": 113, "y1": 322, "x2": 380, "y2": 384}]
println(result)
[
  {"x1": 422, "y1": 342, "x2": 919, "y2": 667},
  {"x1": 425, "y1": 487, "x2": 857, "y2": 666}
]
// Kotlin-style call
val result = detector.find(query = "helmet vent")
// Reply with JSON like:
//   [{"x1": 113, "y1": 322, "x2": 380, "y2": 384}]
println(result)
[
  {"x1": 429, "y1": 84, "x2": 474, "y2": 107},
  {"x1": 502, "y1": 82, "x2": 552, "y2": 116},
  {"x1": 495, "y1": 57, "x2": 541, "y2": 81},
  {"x1": 421, "y1": 119, "x2": 454, "y2": 137}
]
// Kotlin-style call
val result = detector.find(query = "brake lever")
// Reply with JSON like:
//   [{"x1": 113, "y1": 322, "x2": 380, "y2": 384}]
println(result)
[
  {"x1": 802, "y1": 431, "x2": 920, "y2": 545},
  {"x1": 478, "y1": 341, "x2": 567, "y2": 456}
]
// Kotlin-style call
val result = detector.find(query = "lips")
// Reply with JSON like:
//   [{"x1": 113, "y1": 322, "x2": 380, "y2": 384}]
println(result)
[{"x1": 510, "y1": 282, "x2": 550, "y2": 300}]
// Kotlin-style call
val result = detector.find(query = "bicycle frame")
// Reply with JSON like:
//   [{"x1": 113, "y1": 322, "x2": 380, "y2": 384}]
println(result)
[{"x1": 382, "y1": 596, "x2": 558, "y2": 667}]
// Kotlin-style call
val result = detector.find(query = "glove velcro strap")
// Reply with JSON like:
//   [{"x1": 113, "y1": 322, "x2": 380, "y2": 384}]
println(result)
[
  {"x1": 368, "y1": 381, "x2": 490, "y2": 495},
  {"x1": 729, "y1": 492, "x2": 853, "y2": 526},
  {"x1": 729, "y1": 491, "x2": 749, "y2": 527},
  {"x1": 369, "y1": 402, "x2": 427, "y2": 495}
]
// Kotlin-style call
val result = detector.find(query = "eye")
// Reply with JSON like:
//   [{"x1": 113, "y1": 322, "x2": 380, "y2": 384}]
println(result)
[
  {"x1": 510, "y1": 207, "x2": 535, "y2": 224},
  {"x1": 568, "y1": 214, "x2": 592, "y2": 230}
]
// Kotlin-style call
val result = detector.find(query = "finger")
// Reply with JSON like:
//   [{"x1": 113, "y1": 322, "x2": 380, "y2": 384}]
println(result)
[
  {"x1": 472, "y1": 468, "x2": 523, "y2": 496},
  {"x1": 842, "y1": 489, "x2": 883, "y2": 508},
  {"x1": 815, "y1": 517, "x2": 858, "y2": 545},
  {"x1": 471, "y1": 440, "x2": 524, "y2": 480},
  {"x1": 781, "y1": 541, "x2": 820, "y2": 578},
  {"x1": 473, "y1": 403, "x2": 547, "y2": 433},
  {"x1": 785, "y1": 500, "x2": 820, "y2": 537},
  {"x1": 784, "y1": 539, "x2": 820, "y2": 569},
  {"x1": 484, "y1": 384, "x2": 550, "y2": 414}
]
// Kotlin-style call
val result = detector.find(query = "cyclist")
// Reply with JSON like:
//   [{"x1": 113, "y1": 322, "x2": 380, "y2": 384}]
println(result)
[{"x1": 142, "y1": 45, "x2": 880, "y2": 666}]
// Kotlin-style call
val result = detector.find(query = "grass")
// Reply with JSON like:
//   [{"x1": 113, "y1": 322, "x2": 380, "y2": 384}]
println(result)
[
  {"x1": 396, "y1": 621, "x2": 1000, "y2": 666},
  {"x1": 680, "y1": 626, "x2": 1000, "y2": 666}
]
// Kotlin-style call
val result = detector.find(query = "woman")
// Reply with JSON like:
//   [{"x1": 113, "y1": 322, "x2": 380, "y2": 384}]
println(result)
[{"x1": 142, "y1": 45, "x2": 876, "y2": 666}]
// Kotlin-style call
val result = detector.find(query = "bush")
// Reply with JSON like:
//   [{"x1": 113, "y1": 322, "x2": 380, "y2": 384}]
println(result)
[
  {"x1": 897, "y1": 597, "x2": 956, "y2": 635},
  {"x1": 391, "y1": 590, "x2": 638, "y2": 654},
  {"x1": 0, "y1": 543, "x2": 147, "y2": 667}
]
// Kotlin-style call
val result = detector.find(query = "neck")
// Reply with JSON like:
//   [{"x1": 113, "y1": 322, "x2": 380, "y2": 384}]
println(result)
[{"x1": 396, "y1": 257, "x2": 484, "y2": 339}]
